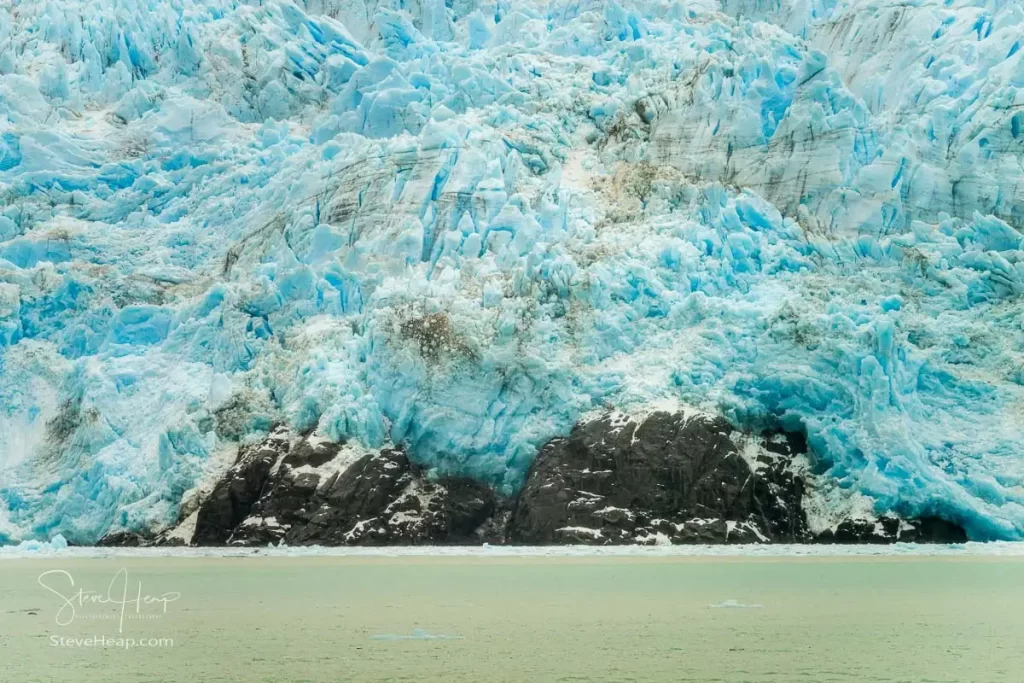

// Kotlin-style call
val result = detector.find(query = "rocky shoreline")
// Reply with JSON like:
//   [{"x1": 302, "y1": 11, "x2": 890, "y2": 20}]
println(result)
[{"x1": 99, "y1": 411, "x2": 968, "y2": 548}]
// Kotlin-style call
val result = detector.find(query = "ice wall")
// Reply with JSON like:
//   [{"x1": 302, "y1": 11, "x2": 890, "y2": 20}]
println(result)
[{"x1": 0, "y1": 0, "x2": 1022, "y2": 543}]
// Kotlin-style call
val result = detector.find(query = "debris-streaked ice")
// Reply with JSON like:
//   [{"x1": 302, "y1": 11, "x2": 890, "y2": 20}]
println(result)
[{"x1": 1, "y1": 0, "x2": 1022, "y2": 544}]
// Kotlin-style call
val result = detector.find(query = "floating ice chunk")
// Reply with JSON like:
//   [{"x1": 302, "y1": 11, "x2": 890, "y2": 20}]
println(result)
[
  {"x1": 709, "y1": 600, "x2": 763, "y2": 609},
  {"x1": 372, "y1": 628, "x2": 463, "y2": 641},
  {"x1": 7, "y1": 534, "x2": 69, "y2": 553}
]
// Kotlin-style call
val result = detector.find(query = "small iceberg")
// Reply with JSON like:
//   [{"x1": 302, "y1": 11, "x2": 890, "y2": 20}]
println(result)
[
  {"x1": 709, "y1": 599, "x2": 763, "y2": 609},
  {"x1": 372, "y1": 628, "x2": 464, "y2": 641},
  {"x1": 0, "y1": 535, "x2": 69, "y2": 555}
]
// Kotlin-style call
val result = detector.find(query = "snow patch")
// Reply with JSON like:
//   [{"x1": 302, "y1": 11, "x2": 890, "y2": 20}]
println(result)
[
  {"x1": 556, "y1": 526, "x2": 604, "y2": 539},
  {"x1": 803, "y1": 483, "x2": 883, "y2": 536}
]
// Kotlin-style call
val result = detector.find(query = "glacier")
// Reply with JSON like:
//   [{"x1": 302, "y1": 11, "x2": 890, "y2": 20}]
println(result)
[{"x1": 0, "y1": 0, "x2": 1023, "y2": 544}]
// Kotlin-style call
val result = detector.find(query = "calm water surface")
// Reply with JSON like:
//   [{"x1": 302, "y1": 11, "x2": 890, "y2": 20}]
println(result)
[{"x1": 1, "y1": 556, "x2": 1021, "y2": 682}]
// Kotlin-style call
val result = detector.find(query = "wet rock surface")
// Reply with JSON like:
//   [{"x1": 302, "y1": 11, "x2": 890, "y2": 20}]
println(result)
[{"x1": 102, "y1": 412, "x2": 967, "y2": 547}]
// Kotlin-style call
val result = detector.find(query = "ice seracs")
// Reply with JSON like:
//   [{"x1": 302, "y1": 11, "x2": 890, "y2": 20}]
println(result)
[{"x1": 1, "y1": 0, "x2": 1023, "y2": 544}]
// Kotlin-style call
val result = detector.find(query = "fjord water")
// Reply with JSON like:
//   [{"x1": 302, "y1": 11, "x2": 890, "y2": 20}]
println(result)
[{"x1": 1, "y1": 555, "x2": 1022, "y2": 682}]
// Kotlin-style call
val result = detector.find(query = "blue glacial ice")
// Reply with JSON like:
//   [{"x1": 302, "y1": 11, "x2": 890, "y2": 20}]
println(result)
[{"x1": 0, "y1": 0, "x2": 1023, "y2": 543}]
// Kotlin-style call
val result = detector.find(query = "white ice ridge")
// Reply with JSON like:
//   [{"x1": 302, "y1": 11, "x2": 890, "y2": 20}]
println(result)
[{"x1": 1, "y1": 0, "x2": 1023, "y2": 543}]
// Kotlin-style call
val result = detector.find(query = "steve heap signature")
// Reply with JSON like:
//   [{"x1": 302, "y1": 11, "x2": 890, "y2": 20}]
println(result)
[{"x1": 37, "y1": 568, "x2": 181, "y2": 633}]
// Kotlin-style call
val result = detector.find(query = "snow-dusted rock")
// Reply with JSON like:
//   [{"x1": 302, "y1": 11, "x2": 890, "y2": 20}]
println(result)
[
  {"x1": 181, "y1": 429, "x2": 498, "y2": 546},
  {"x1": 508, "y1": 410, "x2": 809, "y2": 545}
]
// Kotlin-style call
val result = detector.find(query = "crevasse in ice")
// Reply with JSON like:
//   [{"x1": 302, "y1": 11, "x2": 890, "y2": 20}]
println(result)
[{"x1": 0, "y1": 0, "x2": 1022, "y2": 543}]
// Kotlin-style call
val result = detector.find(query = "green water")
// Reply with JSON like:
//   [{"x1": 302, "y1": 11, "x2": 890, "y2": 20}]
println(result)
[{"x1": 1, "y1": 556, "x2": 1021, "y2": 682}]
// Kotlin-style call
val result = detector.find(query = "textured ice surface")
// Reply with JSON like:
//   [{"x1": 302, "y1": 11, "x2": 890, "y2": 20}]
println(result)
[{"x1": 1, "y1": 0, "x2": 1023, "y2": 543}]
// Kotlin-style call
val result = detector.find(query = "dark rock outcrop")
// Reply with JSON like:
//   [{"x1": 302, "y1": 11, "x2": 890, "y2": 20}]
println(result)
[
  {"x1": 286, "y1": 449, "x2": 496, "y2": 545},
  {"x1": 188, "y1": 430, "x2": 497, "y2": 547},
  {"x1": 96, "y1": 528, "x2": 186, "y2": 547},
  {"x1": 191, "y1": 427, "x2": 290, "y2": 545},
  {"x1": 100, "y1": 410, "x2": 967, "y2": 547},
  {"x1": 97, "y1": 530, "x2": 149, "y2": 547},
  {"x1": 507, "y1": 411, "x2": 807, "y2": 545},
  {"x1": 815, "y1": 514, "x2": 968, "y2": 544}
]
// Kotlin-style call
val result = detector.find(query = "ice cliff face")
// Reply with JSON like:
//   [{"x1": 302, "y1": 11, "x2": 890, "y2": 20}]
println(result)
[{"x1": 0, "y1": 0, "x2": 1022, "y2": 544}]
